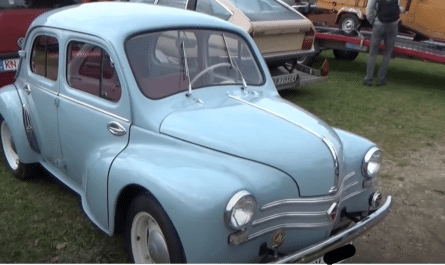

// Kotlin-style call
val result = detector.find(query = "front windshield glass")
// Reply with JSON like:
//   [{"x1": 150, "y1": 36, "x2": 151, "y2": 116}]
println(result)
[
  {"x1": 226, "y1": 0, "x2": 304, "y2": 21},
  {"x1": 126, "y1": 29, "x2": 263, "y2": 99}
]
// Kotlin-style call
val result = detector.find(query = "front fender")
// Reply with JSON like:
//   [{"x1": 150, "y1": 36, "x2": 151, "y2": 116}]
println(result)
[
  {"x1": 108, "y1": 126, "x2": 299, "y2": 263},
  {"x1": 0, "y1": 84, "x2": 39, "y2": 163}
]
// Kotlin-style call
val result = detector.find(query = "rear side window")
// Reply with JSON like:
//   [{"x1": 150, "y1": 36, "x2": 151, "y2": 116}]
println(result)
[
  {"x1": 67, "y1": 41, "x2": 121, "y2": 102},
  {"x1": 157, "y1": 0, "x2": 187, "y2": 8},
  {"x1": 196, "y1": 0, "x2": 232, "y2": 20},
  {"x1": 30, "y1": 35, "x2": 59, "y2": 81}
]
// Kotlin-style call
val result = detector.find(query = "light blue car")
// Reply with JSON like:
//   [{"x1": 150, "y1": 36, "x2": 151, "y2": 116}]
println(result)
[{"x1": 0, "y1": 2, "x2": 391, "y2": 263}]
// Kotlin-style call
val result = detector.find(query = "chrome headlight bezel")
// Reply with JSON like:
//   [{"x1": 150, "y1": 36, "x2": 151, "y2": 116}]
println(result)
[
  {"x1": 224, "y1": 190, "x2": 257, "y2": 230},
  {"x1": 362, "y1": 147, "x2": 382, "y2": 178}
]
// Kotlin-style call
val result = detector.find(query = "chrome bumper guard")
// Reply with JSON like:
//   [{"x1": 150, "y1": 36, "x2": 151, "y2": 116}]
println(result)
[{"x1": 271, "y1": 196, "x2": 392, "y2": 263}]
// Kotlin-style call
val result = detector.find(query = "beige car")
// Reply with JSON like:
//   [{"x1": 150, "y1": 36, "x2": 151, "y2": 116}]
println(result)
[{"x1": 127, "y1": 0, "x2": 317, "y2": 66}]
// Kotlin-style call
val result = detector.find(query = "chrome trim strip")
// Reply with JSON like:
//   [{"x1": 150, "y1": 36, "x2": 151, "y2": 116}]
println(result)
[
  {"x1": 343, "y1": 181, "x2": 359, "y2": 191},
  {"x1": 252, "y1": 211, "x2": 326, "y2": 226},
  {"x1": 271, "y1": 196, "x2": 392, "y2": 263},
  {"x1": 33, "y1": 84, "x2": 58, "y2": 96},
  {"x1": 214, "y1": 0, "x2": 234, "y2": 15},
  {"x1": 248, "y1": 222, "x2": 330, "y2": 241},
  {"x1": 261, "y1": 172, "x2": 356, "y2": 211},
  {"x1": 59, "y1": 94, "x2": 130, "y2": 123},
  {"x1": 228, "y1": 95, "x2": 322, "y2": 138},
  {"x1": 339, "y1": 189, "x2": 366, "y2": 203},
  {"x1": 322, "y1": 136, "x2": 340, "y2": 191}
]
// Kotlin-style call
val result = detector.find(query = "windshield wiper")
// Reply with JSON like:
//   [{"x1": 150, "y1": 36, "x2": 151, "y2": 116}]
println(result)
[
  {"x1": 222, "y1": 34, "x2": 247, "y2": 90},
  {"x1": 181, "y1": 41, "x2": 192, "y2": 97}
]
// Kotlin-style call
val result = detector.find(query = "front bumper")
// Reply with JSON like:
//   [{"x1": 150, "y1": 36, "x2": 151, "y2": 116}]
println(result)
[{"x1": 271, "y1": 196, "x2": 392, "y2": 263}]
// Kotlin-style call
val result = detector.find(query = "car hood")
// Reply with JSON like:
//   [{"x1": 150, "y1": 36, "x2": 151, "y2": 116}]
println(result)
[{"x1": 160, "y1": 94, "x2": 343, "y2": 197}]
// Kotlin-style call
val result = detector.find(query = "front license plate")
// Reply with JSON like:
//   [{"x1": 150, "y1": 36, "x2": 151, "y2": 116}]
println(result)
[
  {"x1": 309, "y1": 257, "x2": 324, "y2": 264},
  {"x1": 272, "y1": 73, "x2": 298, "y2": 86}
]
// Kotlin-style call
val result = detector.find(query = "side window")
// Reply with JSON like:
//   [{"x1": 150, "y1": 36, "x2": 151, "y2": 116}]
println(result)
[
  {"x1": 67, "y1": 41, "x2": 121, "y2": 102},
  {"x1": 196, "y1": 0, "x2": 232, "y2": 20},
  {"x1": 30, "y1": 35, "x2": 59, "y2": 81},
  {"x1": 157, "y1": 0, "x2": 187, "y2": 8}
]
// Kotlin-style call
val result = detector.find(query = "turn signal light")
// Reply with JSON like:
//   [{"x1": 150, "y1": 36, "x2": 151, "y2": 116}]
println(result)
[{"x1": 302, "y1": 28, "x2": 315, "y2": 50}]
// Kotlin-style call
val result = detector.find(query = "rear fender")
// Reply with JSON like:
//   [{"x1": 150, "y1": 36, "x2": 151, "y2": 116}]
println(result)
[{"x1": 0, "y1": 84, "x2": 39, "y2": 163}]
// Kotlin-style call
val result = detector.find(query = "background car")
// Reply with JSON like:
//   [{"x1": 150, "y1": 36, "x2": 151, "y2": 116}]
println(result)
[{"x1": 125, "y1": 0, "x2": 317, "y2": 67}]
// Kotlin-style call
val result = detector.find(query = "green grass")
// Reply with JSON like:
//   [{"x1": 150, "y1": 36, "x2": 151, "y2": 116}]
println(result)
[
  {"x1": 1, "y1": 50, "x2": 445, "y2": 262},
  {"x1": 281, "y1": 51, "x2": 445, "y2": 157}
]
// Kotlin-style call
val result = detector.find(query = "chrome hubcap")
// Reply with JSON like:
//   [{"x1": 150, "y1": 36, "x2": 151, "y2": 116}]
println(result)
[
  {"x1": 342, "y1": 19, "x2": 354, "y2": 32},
  {"x1": 1, "y1": 121, "x2": 20, "y2": 171},
  {"x1": 131, "y1": 212, "x2": 170, "y2": 263}
]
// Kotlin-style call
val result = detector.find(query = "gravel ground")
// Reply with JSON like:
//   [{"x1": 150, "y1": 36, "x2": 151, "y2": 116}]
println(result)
[{"x1": 353, "y1": 144, "x2": 445, "y2": 263}]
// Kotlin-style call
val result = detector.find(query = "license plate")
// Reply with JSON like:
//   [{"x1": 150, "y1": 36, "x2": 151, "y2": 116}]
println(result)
[
  {"x1": 272, "y1": 73, "x2": 298, "y2": 86},
  {"x1": 0, "y1": 58, "x2": 20, "y2": 73},
  {"x1": 345, "y1": 42, "x2": 368, "y2": 52},
  {"x1": 309, "y1": 257, "x2": 325, "y2": 264}
]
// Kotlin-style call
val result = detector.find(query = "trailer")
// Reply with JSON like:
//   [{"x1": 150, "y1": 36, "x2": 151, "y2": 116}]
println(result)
[{"x1": 300, "y1": 25, "x2": 445, "y2": 67}]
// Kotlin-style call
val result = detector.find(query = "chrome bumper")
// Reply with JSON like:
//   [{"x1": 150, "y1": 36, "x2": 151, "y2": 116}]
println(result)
[{"x1": 271, "y1": 196, "x2": 392, "y2": 263}]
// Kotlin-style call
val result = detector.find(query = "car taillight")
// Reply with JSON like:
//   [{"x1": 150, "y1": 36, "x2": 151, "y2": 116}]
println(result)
[{"x1": 302, "y1": 28, "x2": 315, "y2": 50}]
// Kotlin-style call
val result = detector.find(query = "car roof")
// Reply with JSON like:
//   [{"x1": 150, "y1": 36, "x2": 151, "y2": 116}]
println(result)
[{"x1": 29, "y1": 2, "x2": 244, "y2": 41}]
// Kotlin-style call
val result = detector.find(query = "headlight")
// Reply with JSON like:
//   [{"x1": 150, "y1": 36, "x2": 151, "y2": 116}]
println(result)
[
  {"x1": 362, "y1": 147, "x2": 382, "y2": 178},
  {"x1": 224, "y1": 190, "x2": 256, "y2": 230}
]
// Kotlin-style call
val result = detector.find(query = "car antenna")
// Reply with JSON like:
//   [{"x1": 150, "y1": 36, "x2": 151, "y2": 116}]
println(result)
[
  {"x1": 181, "y1": 41, "x2": 192, "y2": 97},
  {"x1": 222, "y1": 34, "x2": 247, "y2": 90}
]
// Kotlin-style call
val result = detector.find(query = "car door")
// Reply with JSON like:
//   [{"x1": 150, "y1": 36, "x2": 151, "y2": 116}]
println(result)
[
  {"x1": 58, "y1": 34, "x2": 130, "y2": 230},
  {"x1": 14, "y1": 29, "x2": 63, "y2": 168}
]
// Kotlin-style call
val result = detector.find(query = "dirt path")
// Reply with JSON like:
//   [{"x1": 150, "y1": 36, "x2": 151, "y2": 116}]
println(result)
[{"x1": 353, "y1": 144, "x2": 445, "y2": 263}]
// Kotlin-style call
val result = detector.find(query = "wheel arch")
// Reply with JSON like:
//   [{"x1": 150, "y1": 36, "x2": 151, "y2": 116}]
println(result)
[
  {"x1": 0, "y1": 84, "x2": 39, "y2": 163},
  {"x1": 336, "y1": 9, "x2": 364, "y2": 24},
  {"x1": 113, "y1": 184, "x2": 148, "y2": 235}
]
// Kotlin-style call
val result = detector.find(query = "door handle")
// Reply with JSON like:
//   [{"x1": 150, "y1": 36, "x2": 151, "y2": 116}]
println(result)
[
  {"x1": 107, "y1": 121, "x2": 126, "y2": 136},
  {"x1": 23, "y1": 84, "x2": 31, "y2": 95}
]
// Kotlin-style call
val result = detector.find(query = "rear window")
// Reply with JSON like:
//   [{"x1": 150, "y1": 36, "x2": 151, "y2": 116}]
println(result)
[
  {"x1": 226, "y1": 0, "x2": 304, "y2": 21},
  {"x1": 196, "y1": 0, "x2": 232, "y2": 20}
]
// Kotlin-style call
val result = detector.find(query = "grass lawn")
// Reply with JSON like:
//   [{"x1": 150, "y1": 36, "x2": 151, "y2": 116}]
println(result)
[{"x1": 1, "y1": 50, "x2": 444, "y2": 262}]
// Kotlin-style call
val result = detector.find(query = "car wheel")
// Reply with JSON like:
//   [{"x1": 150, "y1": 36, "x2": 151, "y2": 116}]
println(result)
[
  {"x1": 333, "y1": 49, "x2": 359, "y2": 61},
  {"x1": 125, "y1": 193, "x2": 186, "y2": 263},
  {"x1": 339, "y1": 14, "x2": 361, "y2": 34},
  {"x1": 0, "y1": 119, "x2": 36, "y2": 180}
]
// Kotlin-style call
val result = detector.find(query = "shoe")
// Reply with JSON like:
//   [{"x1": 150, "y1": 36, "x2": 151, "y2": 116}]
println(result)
[
  {"x1": 377, "y1": 79, "x2": 386, "y2": 86},
  {"x1": 362, "y1": 79, "x2": 373, "y2": 86}
]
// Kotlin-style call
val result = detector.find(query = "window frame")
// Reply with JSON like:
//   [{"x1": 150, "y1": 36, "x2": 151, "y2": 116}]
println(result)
[
  {"x1": 66, "y1": 40, "x2": 122, "y2": 103},
  {"x1": 30, "y1": 34, "x2": 60, "y2": 81}
]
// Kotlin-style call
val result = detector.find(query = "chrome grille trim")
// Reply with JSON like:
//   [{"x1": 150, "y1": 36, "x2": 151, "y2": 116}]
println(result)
[
  {"x1": 340, "y1": 189, "x2": 366, "y2": 202},
  {"x1": 247, "y1": 222, "x2": 330, "y2": 241},
  {"x1": 252, "y1": 211, "x2": 326, "y2": 226},
  {"x1": 261, "y1": 171, "x2": 356, "y2": 211}
]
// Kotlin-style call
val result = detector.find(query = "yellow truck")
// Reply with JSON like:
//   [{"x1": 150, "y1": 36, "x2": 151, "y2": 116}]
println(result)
[{"x1": 315, "y1": 0, "x2": 445, "y2": 42}]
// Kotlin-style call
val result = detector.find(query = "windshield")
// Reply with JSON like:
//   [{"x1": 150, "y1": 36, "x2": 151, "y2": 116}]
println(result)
[
  {"x1": 126, "y1": 29, "x2": 264, "y2": 99},
  {"x1": 226, "y1": 0, "x2": 304, "y2": 21}
]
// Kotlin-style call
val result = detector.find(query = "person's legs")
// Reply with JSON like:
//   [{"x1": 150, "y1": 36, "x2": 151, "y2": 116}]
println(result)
[
  {"x1": 364, "y1": 23, "x2": 385, "y2": 84},
  {"x1": 377, "y1": 22, "x2": 398, "y2": 84}
]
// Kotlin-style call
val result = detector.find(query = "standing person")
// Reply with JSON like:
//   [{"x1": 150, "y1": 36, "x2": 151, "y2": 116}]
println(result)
[{"x1": 363, "y1": 0, "x2": 403, "y2": 86}]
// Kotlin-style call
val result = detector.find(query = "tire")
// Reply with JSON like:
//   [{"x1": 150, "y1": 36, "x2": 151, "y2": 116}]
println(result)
[
  {"x1": 125, "y1": 193, "x2": 186, "y2": 263},
  {"x1": 339, "y1": 14, "x2": 361, "y2": 34},
  {"x1": 0, "y1": 119, "x2": 36, "y2": 180},
  {"x1": 333, "y1": 49, "x2": 359, "y2": 61}
]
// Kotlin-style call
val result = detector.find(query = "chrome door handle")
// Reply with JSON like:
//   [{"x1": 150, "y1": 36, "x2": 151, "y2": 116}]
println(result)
[
  {"x1": 23, "y1": 84, "x2": 31, "y2": 95},
  {"x1": 107, "y1": 121, "x2": 126, "y2": 136}
]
